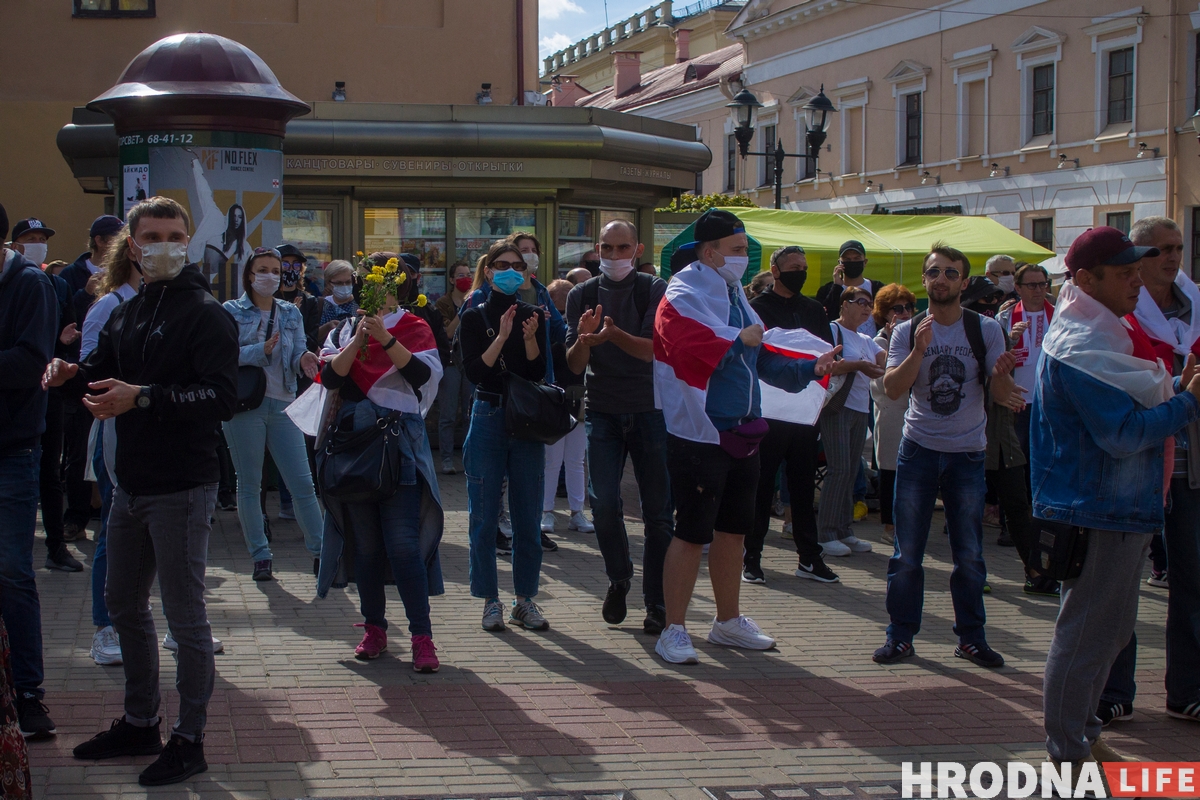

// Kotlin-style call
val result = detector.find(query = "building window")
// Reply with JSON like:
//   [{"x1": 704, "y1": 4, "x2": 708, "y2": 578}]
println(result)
[
  {"x1": 904, "y1": 93, "x2": 922, "y2": 165},
  {"x1": 759, "y1": 124, "x2": 776, "y2": 187},
  {"x1": 1032, "y1": 64, "x2": 1054, "y2": 137},
  {"x1": 1107, "y1": 47, "x2": 1134, "y2": 125},
  {"x1": 1195, "y1": 33, "x2": 1200, "y2": 112},
  {"x1": 73, "y1": 0, "x2": 155, "y2": 17},
  {"x1": 364, "y1": 208, "x2": 449, "y2": 298},
  {"x1": 282, "y1": 208, "x2": 335, "y2": 293},
  {"x1": 1032, "y1": 217, "x2": 1054, "y2": 251},
  {"x1": 1106, "y1": 211, "x2": 1131, "y2": 235},
  {"x1": 726, "y1": 134, "x2": 736, "y2": 192},
  {"x1": 695, "y1": 170, "x2": 704, "y2": 195}
]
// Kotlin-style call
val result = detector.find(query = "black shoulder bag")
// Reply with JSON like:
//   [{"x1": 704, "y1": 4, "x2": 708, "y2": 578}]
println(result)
[
  {"x1": 316, "y1": 410, "x2": 404, "y2": 503},
  {"x1": 483, "y1": 305, "x2": 578, "y2": 445},
  {"x1": 236, "y1": 301, "x2": 277, "y2": 413}
]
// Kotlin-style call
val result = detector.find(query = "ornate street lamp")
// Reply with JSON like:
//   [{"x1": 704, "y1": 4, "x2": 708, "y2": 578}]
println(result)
[{"x1": 726, "y1": 85, "x2": 837, "y2": 209}]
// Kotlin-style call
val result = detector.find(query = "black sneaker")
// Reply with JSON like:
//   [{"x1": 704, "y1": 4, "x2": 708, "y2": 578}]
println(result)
[
  {"x1": 873, "y1": 640, "x2": 914, "y2": 664},
  {"x1": 495, "y1": 529, "x2": 512, "y2": 556},
  {"x1": 997, "y1": 531, "x2": 1015, "y2": 547},
  {"x1": 1166, "y1": 701, "x2": 1200, "y2": 722},
  {"x1": 73, "y1": 717, "x2": 163, "y2": 760},
  {"x1": 795, "y1": 559, "x2": 839, "y2": 583},
  {"x1": 955, "y1": 641, "x2": 1005, "y2": 668},
  {"x1": 1024, "y1": 574, "x2": 1061, "y2": 597},
  {"x1": 62, "y1": 521, "x2": 87, "y2": 542},
  {"x1": 216, "y1": 493, "x2": 237, "y2": 511},
  {"x1": 742, "y1": 562, "x2": 766, "y2": 584},
  {"x1": 602, "y1": 580, "x2": 630, "y2": 625},
  {"x1": 252, "y1": 560, "x2": 273, "y2": 581},
  {"x1": 138, "y1": 734, "x2": 207, "y2": 786},
  {"x1": 643, "y1": 605, "x2": 666, "y2": 636},
  {"x1": 1097, "y1": 702, "x2": 1133, "y2": 727},
  {"x1": 313, "y1": 557, "x2": 320, "y2": 578},
  {"x1": 45, "y1": 543, "x2": 84, "y2": 572},
  {"x1": 540, "y1": 532, "x2": 558, "y2": 552},
  {"x1": 15, "y1": 693, "x2": 55, "y2": 740}
]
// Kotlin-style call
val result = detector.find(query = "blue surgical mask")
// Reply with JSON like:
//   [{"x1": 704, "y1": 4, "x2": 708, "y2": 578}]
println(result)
[
  {"x1": 332, "y1": 284, "x2": 354, "y2": 301},
  {"x1": 491, "y1": 268, "x2": 525, "y2": 296}
]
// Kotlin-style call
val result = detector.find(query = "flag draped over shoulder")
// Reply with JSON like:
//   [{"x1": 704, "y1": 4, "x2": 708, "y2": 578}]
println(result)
[
  {"x1": 1131, "y1": 269, "x2": 1200, "y2": 358},
  {"x1": 759, "y1": 327, "x2": 833, "y2": 427},
  {"x1": 320, "y1": 308, "x2": 443, "y2": 418},
  {"x1": 653, "y1": 262, "x2": 759, "y2": 444}
]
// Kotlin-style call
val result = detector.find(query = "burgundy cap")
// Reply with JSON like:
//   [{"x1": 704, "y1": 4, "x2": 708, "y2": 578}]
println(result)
[{"x1": 1065, "y1": 226, "x2": 1159, "y2": 276}]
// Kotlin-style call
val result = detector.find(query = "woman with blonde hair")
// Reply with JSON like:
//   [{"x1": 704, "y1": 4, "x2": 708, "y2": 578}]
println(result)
[{"x1": 869, "y1": 283, "x2": 916, "y2": 544}]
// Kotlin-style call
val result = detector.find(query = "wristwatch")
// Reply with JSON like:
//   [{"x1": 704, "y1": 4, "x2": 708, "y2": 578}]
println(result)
[{"x1": 136, "y1": 386, "x2": 152, "y2": 410}]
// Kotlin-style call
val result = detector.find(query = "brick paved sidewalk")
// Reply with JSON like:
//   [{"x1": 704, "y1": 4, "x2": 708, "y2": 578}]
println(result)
[{"x1": 26, "y1": 468, "x2": 1191, "y2": 798}]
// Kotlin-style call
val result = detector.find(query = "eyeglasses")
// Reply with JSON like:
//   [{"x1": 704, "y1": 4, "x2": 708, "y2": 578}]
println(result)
[
  {"x1": 889, "y1": 303, "x2": 916, "y2": 314},
  {"x1": 1019, "y1": 281, "x2": 1050, "y2": 290},
  {"x1": 924, "y1": 267, "x2": 961, "y2": 280},
  {"x1": 845, "y1": 298, "x2": 873, "y2": 308},
  {"x1": 491, "y1": 260, "x2": 527, "y2": 271}
]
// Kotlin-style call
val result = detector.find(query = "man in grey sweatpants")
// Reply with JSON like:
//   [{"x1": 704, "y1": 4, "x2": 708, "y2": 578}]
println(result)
[{"x1": 1030, "y1": 226, "x2": 1200, "y2": 767}]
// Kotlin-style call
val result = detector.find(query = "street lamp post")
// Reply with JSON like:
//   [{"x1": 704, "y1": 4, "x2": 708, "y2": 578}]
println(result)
[{"x1": 726, "y1": 86, "x2": 837, "y2": 209}]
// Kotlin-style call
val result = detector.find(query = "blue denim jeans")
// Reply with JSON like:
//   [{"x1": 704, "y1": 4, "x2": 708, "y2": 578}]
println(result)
[
  {"x1": 886, "y1": 437, "x2": 989, "y2": 646},
  {"x1": 437, "y1": 364, "x2": 473, "y2": 459},
  {"x1": 464, "y1": 398, "x2": 544, "y2": 600},
  {"x1": 92, "y1": 434, "x2": 114, "y2": 629},
  {"x1": 585, "y1": 409, "x2": 674, "y2": 609},
  {"x1": 223, "y1": 397, "x2": 324, "y2": 562},
  {"x1": 0, "y1": 447, "x2": 44, "y2": 696},
  {"x1": 347, "y1": 482, "x2": 431, "y2": 637}
]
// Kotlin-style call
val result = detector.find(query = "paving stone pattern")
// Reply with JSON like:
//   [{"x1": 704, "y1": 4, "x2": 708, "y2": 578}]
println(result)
[{"x1": 28, "y1": 466, "x2": 1191, "y2": 798}]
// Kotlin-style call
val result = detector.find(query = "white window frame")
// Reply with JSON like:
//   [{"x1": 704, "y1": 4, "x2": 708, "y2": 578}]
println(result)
[
  {"x1": 829, "y1": 78, "x2": 870, "y2": 179},
  {"x1": 949, "y1": 46, "x2": 996, "y2": 159},
  {"x1": 1084, "y1": 8, "x2": 1143, "y2": 139},
  {"x1": 885, "y1": 61, "x2": 931, "y2": 168},
  {"x1": 1012, "y1": 26, "x2": 1066, "y2": 149}
]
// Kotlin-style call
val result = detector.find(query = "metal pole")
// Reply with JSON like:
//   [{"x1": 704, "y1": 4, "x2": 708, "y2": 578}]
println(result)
[{"x1": 773, "y1": 140, "x2": 785, "y2": 209}]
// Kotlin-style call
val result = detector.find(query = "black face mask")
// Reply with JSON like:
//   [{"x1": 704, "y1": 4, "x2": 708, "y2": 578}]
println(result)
[
  {"x1": 777, "y1": 270, "x2": 807, "y2": 295},
  {"x1": 841, "y1": 260, "x2": 865, "y2": 280}
]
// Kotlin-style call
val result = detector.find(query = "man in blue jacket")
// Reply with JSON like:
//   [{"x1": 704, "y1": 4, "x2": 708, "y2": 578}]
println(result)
[
  {"x1": 1033, "y1": 226, "x2": 1200, "y2": 766},
  {"x1": 0, "y1": 202, "x2": 59, "y2": 740}
]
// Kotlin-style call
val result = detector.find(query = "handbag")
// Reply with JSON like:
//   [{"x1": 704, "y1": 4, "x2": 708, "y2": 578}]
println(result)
[
  {"x1": 718, "y1": 417, "x2": 769, "y2": 459},
  {"x1": 820, "y1": 324, "x2": 854, "y2": 418},
  {"x1": 235, "y1": 302, "x2": 277, "y2": 413},
  {"x1": 316, "y1": 410, "x2": 403, "y2": 503},
  {"x1": 1033, "y1": 519, "x2": 1089, "y2": 581}
]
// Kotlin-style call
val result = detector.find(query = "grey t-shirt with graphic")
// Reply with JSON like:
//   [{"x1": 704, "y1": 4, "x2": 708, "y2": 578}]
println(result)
[{"x1": 886, "y1": 313, "x2": 1006, "y2": 453}]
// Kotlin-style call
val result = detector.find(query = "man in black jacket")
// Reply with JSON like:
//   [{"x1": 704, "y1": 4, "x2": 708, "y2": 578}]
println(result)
[
  {"x1": 0, "y1": 201, "x2": 60, "y2": 741},
  {"x1": 745, "y1": 246, "x2": 842, "y2": 584},
  {"x1": 44, "y1": 197, "x2": 238, "y2": 787},
  {"x1": 814, "y1": 240, "x2": 887, "y2": 332}
]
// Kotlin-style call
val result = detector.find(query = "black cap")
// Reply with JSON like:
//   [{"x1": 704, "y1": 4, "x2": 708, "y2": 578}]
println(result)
[
  {"x1": 89, "y1": 215, "x2": 123, "y2": 239},
  {"x1": 11, "y1": 218, "x2": 55, "y2": 240},
  {"x1": 0, "y1": 202, "x2": 8, "y2": 241},
  {"x1": 693, "y1": 209, "x2": 745, "y2": 244},
  {"x1": 276, "y1": 244, "x2": 308, "y2": 263},
  {"x1": 398, "y1": 253, "x2": 422, "y2": 272},
  {"x1": 839, "y1": 240, "x2": 865, "y2": 258}
]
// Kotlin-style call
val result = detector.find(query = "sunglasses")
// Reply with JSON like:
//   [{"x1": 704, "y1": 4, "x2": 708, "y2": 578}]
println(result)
[
  {"x1": 844, "y1": 298, "x2": 873, "y2": 308},
  {"x1": 1019, "y1": 281, "x2": 1050, "y2": 290},
  {"x1": 491, "y1": 260, "x2": 527, "y2": 271},
  {"x1": 889, "y1": 303, "x2": 916, "y2": 314},
  {"x1": 924, "y1": 267, "x2": 961, "y2": 280}
]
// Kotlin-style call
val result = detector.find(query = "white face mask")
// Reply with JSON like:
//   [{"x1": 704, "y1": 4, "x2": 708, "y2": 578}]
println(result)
[
  {"x1": 20, "y1": 243, "x2": 48, "y2": 265},
  {"x1": 253, "y1": 272, "x2": 281, "y2": 297},
  {"x1": 522, "y1": 252, "x2": 539, "y2": 271},
  {"x1": 713, "y1": 254, "x2": 750, "y2": 286},
  {"x1": 599, "y1": 258, "x2": 634, "y2": 281},
  {"x1": 136, "y1": 241, "x2": 188, "y2": 282},
  {"x1": 996, "y1": 275, "x2": 1015, "y2": 294}
]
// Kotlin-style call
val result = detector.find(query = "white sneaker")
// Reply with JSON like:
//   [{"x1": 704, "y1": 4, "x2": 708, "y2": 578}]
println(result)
[
  {"x1": 498, "y1": 511, "x2": 513, "y2": 536},
  {"x1": 707, "y1": 615, "x2": 776, "y2": 650},
  {"x1": 655, "y1": 624, "x2": 699, "y2": 664},
  {"x1": 568, "y1": 510, "x2": 594, "y2": 533},
  {"x1": 90, "y1": 626, "x2": 122, "y2": 666},
  {"x1": 821, "y1": 539, "x2": 853, "y2": 557},
  {"x1": 163, "y1": 632, "x2": 224, "y2": 654},
  {"x1": 541, "y1": 511, "x2": 556, "y2": 533},
  {"x1": 842, "y1": 535, "x2": 872, "y2": 553}
]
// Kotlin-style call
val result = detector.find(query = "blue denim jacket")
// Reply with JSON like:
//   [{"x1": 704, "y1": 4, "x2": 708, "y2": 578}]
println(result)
[
  {"x1": 1031, "y1": 355, "x2": 1200, "y2": 533},
  {"x1": 224, "y1": 293, "x2": 308, "y2": 397}
]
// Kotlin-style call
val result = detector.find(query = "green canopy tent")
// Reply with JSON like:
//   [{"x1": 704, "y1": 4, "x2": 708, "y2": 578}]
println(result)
[{"x1": 659, "y1": 208, "x2": 1055, "y2": 297}]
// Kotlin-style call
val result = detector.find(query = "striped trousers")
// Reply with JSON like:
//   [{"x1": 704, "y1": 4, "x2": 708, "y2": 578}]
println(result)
[{"x1": 817, "y1": 407, "x2": 869, "y2": 543}]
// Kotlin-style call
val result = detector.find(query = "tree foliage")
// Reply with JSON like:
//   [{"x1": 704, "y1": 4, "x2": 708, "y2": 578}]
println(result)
[{"x1": 655, "y1": 193, "x2": 758, "y2": 213}]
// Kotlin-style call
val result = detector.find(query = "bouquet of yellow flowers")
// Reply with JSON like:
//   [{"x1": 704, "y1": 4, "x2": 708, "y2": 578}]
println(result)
[{"x1": 358, "y1": 255, "x2": 405, "y2": 316}]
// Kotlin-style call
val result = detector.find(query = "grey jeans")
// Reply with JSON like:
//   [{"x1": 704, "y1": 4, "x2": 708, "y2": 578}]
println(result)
[
  {"x1": 817, "y1": 407, "x2": 868, "y2": 543},
  {"x1": 106, "y1": 484, "x2": 216, "y2": 742},
  {"x1": 1043, "y1": 527, "x2": 1150, "y2": 762},
  {"x1": 437, "y1": 363, "x2": 473, "y2": 459}
]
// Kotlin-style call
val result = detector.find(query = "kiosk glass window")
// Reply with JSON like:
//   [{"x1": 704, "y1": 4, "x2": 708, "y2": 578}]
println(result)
[
  {"x1": 455, "y1": 208, "x2": 536, "y2": 269},
  {"x1": 364, "y1": 208, "x2": 448, "y2": 299},
  {"x1": 557, "y1": 208, "x2": 594, "y2": 277},
  {"x1": 282, "y1": 208, "x2": 334, "y2": 292}
]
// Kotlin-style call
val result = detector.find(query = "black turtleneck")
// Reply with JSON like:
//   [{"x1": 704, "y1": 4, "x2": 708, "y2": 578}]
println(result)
[
  {"x1": 459, "y1": 290, "x2": 546, "y2": 394},
  {"x1": 749, "y1": 287, "x2": 835, "y2": 344}
]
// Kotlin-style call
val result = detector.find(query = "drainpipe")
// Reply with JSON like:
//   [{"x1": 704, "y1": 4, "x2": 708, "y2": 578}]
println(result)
[{"x1": 516, "y1": 0, "x2": 526, "y2": 105}]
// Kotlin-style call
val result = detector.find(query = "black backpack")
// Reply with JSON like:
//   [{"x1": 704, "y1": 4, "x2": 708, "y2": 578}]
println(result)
[
  {"x1": 580, "y1": 273, "x2": 654, "y2": 327},
  {"x1": 907, "y1": 308, "x2": 988, "y2": 386}
]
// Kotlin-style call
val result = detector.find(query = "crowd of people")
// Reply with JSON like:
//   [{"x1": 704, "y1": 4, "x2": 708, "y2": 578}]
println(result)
[{"x1": 0, "y1": 196, "x2": 1197, "y2": 791}]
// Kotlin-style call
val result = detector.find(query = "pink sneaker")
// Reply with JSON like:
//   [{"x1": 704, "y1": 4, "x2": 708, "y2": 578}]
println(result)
[
  {"x1": 411, "y1": 634, "x2": 440, "y2": 673},
  {"x1": 353, "y1": 623, "x2": 387, "y2": 660}
]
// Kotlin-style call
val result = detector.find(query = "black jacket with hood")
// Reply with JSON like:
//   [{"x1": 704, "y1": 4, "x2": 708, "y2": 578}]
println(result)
[{"x1": 65, "y1": 265, "x2": 238, "y2": 496}]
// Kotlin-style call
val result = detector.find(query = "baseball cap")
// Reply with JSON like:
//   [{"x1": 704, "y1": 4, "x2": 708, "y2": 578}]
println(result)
[
  {"x1": 276, "y1": 244, "x2": 308, "y2": 263},
  {"x1": 89, "y1": 215, "x2": 123, "y2": 239},
  {"x1": 1064, "y1": 226, "x2": 1159, "y2": 277},
  {"x1": 398, "y1": 253, "x2": 422, "y2": 272},
  {"x1": 0, "y1": 202, "x2": 8, "y2": 241},
  {"x1": 11, "y1": 218, "x2": 55, "y2": 240},
  {"x1": 839, "y1": 240, "x2": 865, "y2": 258},
  {"x1": 693, "y1": 209, "x2": 745, "y2": 244}
]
